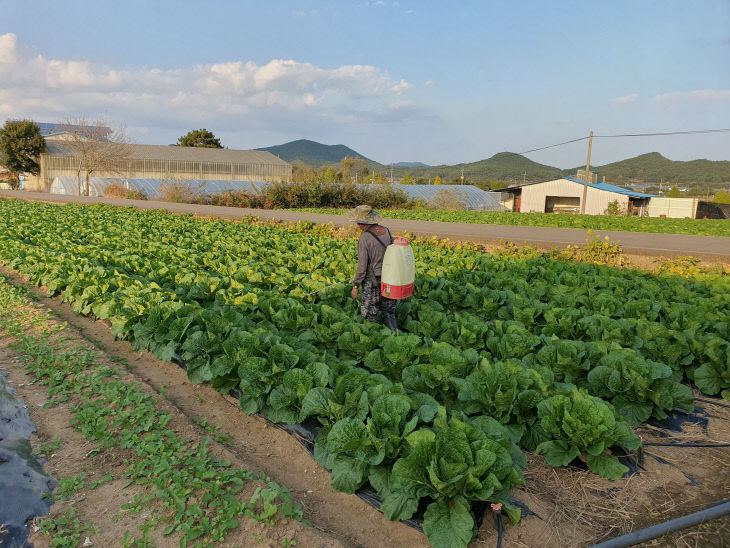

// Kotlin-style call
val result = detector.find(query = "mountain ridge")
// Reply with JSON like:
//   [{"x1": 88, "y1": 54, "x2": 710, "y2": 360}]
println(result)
[{"x1": 256, "y1": 139, "x2": 730, "y2": 185}]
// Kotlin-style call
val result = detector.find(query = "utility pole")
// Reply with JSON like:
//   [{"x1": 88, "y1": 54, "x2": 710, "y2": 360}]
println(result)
[
  {"x1": 390, "y1": 164, "x2": 394, "y2": 184},
  {"x1": 580, "y1": 131, "x2": 594, "y2": 215},
  {"x1": 461, "y1": 168, "x2": 464, "y2": 185}
]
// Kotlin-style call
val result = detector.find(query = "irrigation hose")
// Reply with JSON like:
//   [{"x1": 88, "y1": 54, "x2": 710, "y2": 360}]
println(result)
[
  {"x1": 591, "y1": 499, "x2": 730, "y2": 548},
  {"x1": 491, "y1": 503, "x2": 503, "y2": 548},
  {"x1": 643, "y1": 441, "x2": 730, "y2": 448},
  {"x1": 694, "y1": 397, "x2": 730, "y2": 409}
]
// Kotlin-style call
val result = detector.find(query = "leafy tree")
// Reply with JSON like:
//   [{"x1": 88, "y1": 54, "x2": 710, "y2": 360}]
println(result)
[
  {"x1": 402, "y1": 173, "x2": 414, "y2": 185},
  {"x1": 323, "y1": 166, "x2": 338, "y2": 183},
  {"x1": 433, "y1": 176, "x2": 443, "y2": 185},
  {"x1": 713, "y1": 190, "x2": 730, "y2": 204},
  {"x1": 489, "y1": 181, "x2": 507, "y2": 190},
  {"x1": 0, "y1": 119, "x2": 47, "y2": 186},
  {"x1": 339, "y1": 156, "x2": 367, "y2": 182},
  {"x1": 667, "y1": 186, "x2": 682, "y2": 198},
  {"x1": 177, "y1": 128, "x2": 223, "y2": 148}
]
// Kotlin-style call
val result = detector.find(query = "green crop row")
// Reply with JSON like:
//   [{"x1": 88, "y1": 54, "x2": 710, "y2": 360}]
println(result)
[
  {"x1": 0, "y1": 199, "x2": 728, "y2": 548},
  {"x1": 290, "y1": 208, "x2": 730, "y2": 237}
]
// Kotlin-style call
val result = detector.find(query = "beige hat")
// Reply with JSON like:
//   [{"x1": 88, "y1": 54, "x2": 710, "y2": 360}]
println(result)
[{"x1": 345, "y1": 204, "x2": 383, "y2": 225}]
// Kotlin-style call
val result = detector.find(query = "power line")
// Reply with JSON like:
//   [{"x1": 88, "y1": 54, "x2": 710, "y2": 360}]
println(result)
[
  {"x1": 595, "y1": 129, "x2": 730, "y2": 138},
  {"x1": 501, "y1": 128, "x2": 730, "y2": 160}
]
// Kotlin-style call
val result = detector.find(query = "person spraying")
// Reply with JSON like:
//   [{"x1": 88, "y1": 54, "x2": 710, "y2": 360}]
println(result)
[{"x1": 347, "y1": 205, "x2": 414, "y2": 332}]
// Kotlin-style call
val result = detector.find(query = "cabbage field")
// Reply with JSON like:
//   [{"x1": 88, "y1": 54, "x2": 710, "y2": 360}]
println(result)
[{"x1": 1, "y1": 198, "x2": 729, "y2": 548}]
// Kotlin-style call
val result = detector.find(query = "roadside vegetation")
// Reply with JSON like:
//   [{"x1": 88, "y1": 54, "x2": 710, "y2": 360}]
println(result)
[{"x1": 291, "y1": 207, "x2": 730, "y2": 237}]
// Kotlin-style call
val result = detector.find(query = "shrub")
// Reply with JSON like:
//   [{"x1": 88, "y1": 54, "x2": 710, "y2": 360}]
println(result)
[
  {"x1": 263, "y1": 181, "x2": 415, "y2": 209},
  {"x1": 603, "y1": 200, "x2": 626, "y2": 216},
  {"x1": 103, "y1": 183, "x2": 147, "y2": 200},
  {"x1": 429, "y1": 188, "x2": 468, "y2": 210},
  {"x1": 156, "y1": 179, "x2": 206, "y2": 204}
]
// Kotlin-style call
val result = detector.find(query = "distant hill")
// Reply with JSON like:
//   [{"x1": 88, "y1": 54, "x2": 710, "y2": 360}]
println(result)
[
  {"x1": 393, "y1": 161, "x2": 430, "y2": 168},
  {"x1": 255, "y1": 139, "x2": 377, "y2": 169},
  {"x1": 565, "y1": 152, "x2": 730, "y2": 186},
  {"x1": 257, "y1": 140, "x2": 730, "y2": 185},
  {"x1": 395, "y1": 152, "x2": 564, "y2": 183}
]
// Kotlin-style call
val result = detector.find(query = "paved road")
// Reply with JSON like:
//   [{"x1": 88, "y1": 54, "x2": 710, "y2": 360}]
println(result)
[{"x1": 2, "y1": 190, "x2": 729, "y2": 260}]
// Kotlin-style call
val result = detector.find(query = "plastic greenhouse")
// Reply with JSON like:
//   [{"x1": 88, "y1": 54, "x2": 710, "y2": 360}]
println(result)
[
  {"x1": 49, "y1": 177, "x2": 505, "y2": 211},
  {"x1": 49, "y1": 177, "x2": 268, "y2": 199}
]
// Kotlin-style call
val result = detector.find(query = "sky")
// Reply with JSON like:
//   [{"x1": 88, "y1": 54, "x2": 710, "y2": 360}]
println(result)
[{"x1": 1, "y1": 0, "x2": 729, "y2": 169}]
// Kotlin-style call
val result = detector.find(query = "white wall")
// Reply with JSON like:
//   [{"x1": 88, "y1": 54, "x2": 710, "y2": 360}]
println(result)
[
  {"x1": 646, "y1": 197, "x2": 698, "y2": 218},
  {"x1": 520, "y1": 179, "x2": 629, "y2": 215}
]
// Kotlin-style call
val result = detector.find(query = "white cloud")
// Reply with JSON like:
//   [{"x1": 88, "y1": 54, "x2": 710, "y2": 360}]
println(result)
[
  {"x1": 0, "y1": 33, "x2": 416, "y2": 134},
  {"x1": 654, "y1": 89, "x2": 730, "y2": 103},
  {"x1": 612, "y1": 93, "x2": 639, "y2": 104}
]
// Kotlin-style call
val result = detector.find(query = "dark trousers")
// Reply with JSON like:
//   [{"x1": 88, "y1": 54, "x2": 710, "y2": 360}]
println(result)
[{"x1": 361, "y1": 276, "x2": 398, "y2": 331}]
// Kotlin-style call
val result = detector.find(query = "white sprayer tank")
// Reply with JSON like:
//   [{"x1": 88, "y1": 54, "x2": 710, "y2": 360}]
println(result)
[{"x1": 381, "y1": 236, "x2": 415, "y2": 299}]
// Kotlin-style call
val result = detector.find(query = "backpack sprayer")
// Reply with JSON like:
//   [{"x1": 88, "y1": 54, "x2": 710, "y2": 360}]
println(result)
[{"x1": 302, "y1": 236, "x2": 415, "y2": 299}]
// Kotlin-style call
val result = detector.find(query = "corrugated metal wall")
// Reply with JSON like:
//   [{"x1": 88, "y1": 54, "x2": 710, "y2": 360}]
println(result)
[{"x1": 520, "y1": 179, "x2": 629, "y2": 214}]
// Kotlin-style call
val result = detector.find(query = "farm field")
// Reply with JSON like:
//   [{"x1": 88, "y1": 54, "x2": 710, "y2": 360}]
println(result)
[
  {"x1": 292, "y1": 208, "x2": 730, "y2": 238},
  {"x1": 0, "y1": 197, "x2": 729, "y2": 547}
]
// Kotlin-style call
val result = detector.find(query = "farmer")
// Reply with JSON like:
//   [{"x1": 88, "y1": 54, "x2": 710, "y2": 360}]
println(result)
[{"x1": 347, "y1": 205, "x2": 398, "y2": 332}]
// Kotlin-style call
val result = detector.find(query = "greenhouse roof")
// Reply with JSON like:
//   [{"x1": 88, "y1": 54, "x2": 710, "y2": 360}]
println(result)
[{"x1": 45, "y1": 142, "x2": 289, "y2": 166}]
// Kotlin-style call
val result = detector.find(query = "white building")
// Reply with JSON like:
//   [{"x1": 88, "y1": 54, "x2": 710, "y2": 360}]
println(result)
[{"x1": 502, "y1": 176, "x2": 654, "y2": 216}]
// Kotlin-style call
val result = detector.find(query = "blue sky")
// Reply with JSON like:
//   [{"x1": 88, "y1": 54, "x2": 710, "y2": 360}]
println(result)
[{"x1": 1, "y1": 0, "x2": 729, "y2": 168}]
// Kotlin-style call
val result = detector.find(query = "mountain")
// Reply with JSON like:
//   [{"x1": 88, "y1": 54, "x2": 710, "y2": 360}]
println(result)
[
  {"x1": 257, "y1": 140, "x2": 730, "y2": 185},
  {"x1": 565, "y1": 152, "x2": 730, "y2": 186},
  {"x1": 393, "y1": 152, "x2": 564, "y2": 183},
  {"x1": 255, "y1": 139, "x2": 377, "y2": 169},
  {"x1": 393, "y1": 161, "x2": 430, "y2": 168}
]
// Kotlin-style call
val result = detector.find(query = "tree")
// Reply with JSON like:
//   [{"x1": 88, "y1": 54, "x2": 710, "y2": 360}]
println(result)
[
  {"x1": 0, "y1": 119, "x2": 46, "y2": 188},
  {"x1": 177, "y1": 128, "x2": 222, "y2": 148},
  {"x1": 58, "y1": 117, "x2": 131, "y2": 196},
  {"x1": 323, "y1": 166, "x2": 338, "y2": 183},
  {"x1": 667, "y1": 186, "x2": 682, "y2": 198},
  {"x1": 433, "y1": 176, "x2": 443, "y2": 185},
  {"x1": 713, "y1": 190, "x2": 730, "y2": 204},
  {"x1": 339, "y1": 156, "x2": 366, "y2": 182},
  {"x1": 401, "y1": 173, "x2": 414, "y2": 185}
]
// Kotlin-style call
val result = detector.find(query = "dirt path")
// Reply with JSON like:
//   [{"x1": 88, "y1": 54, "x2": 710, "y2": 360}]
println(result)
[{"x1": 2, "y1": 191, "x2": 728, "y2": 261}]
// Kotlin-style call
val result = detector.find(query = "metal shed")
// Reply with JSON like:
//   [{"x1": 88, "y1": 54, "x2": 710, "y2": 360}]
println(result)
[{"x1": 502, "y1": 177, "x2": 654, "y2": 215}]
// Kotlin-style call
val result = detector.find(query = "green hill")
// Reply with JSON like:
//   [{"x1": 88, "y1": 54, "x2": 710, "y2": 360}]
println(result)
[
  {"x1": 564, "y1": 152, "x2": 730, "y2": 185},
  {"x1": 257, "y1": 140, "x2": 730, "y2": 185},
  {"x1": 395, "y1": 152, "x2": 563, "y2": 183},
  {"x1": 256, "y1": 139, "x2": 377, "y2": 169}
]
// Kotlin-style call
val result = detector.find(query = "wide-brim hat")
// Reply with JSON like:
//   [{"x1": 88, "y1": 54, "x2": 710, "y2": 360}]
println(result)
[{"x1": 346, "y1": 205, "x2": 383, "y2": 225}]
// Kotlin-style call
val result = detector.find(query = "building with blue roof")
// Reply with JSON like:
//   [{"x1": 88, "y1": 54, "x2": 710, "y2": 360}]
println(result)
[{"x1": 500, "y1": 174, "x2": 655, "y2": 215}]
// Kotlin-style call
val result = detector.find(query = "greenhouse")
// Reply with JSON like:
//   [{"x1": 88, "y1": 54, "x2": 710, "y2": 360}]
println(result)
[
  {"x1": 27, "y1": 142, "x2": 291, "y2": 192},
  {"x1": 49, "y1": 177, "x2": 268, "y2": 199},
  {"x1": 49, "y1": 177, "x2": 505, "y2": 210}
]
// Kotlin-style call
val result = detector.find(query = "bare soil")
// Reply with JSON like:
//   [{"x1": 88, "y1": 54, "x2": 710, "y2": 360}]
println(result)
[{"x1": 1, "y1": 265, "x2": 729, "y2": 548}]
